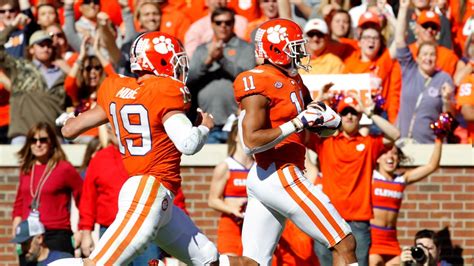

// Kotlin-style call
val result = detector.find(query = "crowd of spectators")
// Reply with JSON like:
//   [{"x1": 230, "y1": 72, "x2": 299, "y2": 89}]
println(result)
[
  {"x1": 0, "y1": 0, "x2": 472, "y2": 146},
  {"x1": 2, "y1": 0, "x2": 472, "y2": 265}
]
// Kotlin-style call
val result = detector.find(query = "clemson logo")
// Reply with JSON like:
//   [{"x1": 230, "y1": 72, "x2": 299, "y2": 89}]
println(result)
[
  {"x1": 153, "y1": 36, "x2": 174, "y2": 55},
  {"x1": 266, "y1": 25, "x2": 288, "y2": 44}
]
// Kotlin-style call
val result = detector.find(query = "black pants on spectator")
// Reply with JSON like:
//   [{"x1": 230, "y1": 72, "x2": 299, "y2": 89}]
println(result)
[{"x1": 44, "y1": 229, "x2": 74, "y2": 255}]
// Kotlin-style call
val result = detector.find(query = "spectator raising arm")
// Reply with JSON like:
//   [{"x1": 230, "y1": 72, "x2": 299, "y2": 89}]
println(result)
[
  {"x1": 395, "y1": 0, "x2": 409, "y2": 50},
  {"x1": 96, "y1": 12, "x2": 121, "y2": 66},
  {"x1": 405, "y1": 138, "x2": 442, "y2": 185}
]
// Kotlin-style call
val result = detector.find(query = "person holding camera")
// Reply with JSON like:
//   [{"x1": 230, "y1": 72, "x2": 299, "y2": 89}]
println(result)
[{"x1": 400, "y1": 229, "x2": 452, "y2": 266}]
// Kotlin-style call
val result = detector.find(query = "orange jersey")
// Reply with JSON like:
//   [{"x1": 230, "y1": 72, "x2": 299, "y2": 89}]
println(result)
[
  {"x1": 372, "y1": 171, "x2": 406, "y2": 212},
  {"x1": 234, "y1": 65, "x2": 310, "y2": 170},
  {"x1": 408, "y1": 43, "x2": 459, "y2": 77},
  {"x1": 457, "y1": 74, "x2": 474, "y2": 143},
  {"x1": 97, "y1": 75, "x2": 191, "y2": 194}
]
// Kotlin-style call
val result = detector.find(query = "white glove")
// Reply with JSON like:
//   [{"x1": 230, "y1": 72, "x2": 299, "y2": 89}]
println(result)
[
  {"x1": 55, "y1": 112, "x2": 75, "y2": 127},
  {"x1": 308, "y1": 101, "x2": 341, "y2": 130},
  {"x1": 291, "y1": 108, "x2": 324, "y2": 132}
]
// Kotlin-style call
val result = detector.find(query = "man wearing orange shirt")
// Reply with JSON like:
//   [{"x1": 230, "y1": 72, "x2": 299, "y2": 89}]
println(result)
[
  {"x1": 300, "y1": 18, "x2": 344, "y2": 75},
  {"x1": 408, "y1": 10, "x2": 465, "y2": 77},
  {"x1": 309, "y1": 95, "x2": 400, "y2": 266}
]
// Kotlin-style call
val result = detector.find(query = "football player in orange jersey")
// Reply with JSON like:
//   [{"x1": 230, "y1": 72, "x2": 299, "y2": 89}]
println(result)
[
  {"x1": 53, "y1": 32, "x2": 222, "y2": 265},
  {"x1": 233, "y1": 18, "x2": 359, "y2": 266}
]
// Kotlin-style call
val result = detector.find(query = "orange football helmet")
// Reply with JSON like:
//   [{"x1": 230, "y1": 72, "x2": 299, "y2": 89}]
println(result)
[
  {"x1": 254, "y1": 18, "x2": 310, "y2": 71},
  {"x1": 130, "y1": 31, "x2": 189, "y2": 82}
]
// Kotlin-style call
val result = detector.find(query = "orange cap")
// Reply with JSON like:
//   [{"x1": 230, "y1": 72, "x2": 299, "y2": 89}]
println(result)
[
  {"x1": 337, "y1": 96, "x2": 360, "y2": 113},
  {"x1": 416, "y1": 10, "x2": 440, "y2": 27},
  {"x1": 358, "y1": 11, "x2": 381, "y2": 28}
]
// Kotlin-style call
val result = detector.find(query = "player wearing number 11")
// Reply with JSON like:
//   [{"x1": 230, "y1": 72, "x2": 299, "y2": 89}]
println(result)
[
  {"x1": 57, "y1": 32, "x2": 219, "y2": 265},
  {"x1": 233, "y1": 18, "x2": 359, "y2": 265}
]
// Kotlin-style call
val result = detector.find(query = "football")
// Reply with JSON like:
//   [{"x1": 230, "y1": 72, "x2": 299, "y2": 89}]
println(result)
[{"x1": 307, "y1": 124, "x2": 340, "y2": 137}]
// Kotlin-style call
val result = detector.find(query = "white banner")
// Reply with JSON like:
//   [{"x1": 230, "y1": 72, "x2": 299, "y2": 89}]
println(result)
[{"x1": 301, "y1": 73, "x2": 380, "y2": 105}]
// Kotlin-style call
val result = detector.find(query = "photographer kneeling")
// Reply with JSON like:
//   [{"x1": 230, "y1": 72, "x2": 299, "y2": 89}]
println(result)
[{"x1": 401, "y1": 229, "x2": 452, "y2": 266}]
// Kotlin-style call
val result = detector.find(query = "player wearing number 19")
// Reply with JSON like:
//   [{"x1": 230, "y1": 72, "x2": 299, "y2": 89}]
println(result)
[
  {"x1": 57, "y1": 32, "x2": 219, "y2": 266},
  {"x1": 234, "y1": 18, "x2": 359, "y2": 265}
]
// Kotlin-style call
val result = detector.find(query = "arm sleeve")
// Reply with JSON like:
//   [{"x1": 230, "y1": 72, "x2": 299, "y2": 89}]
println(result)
[
  {"x1": 103, "y1": 63, "x2": 117, "y2": 76},
  {"x1": 163, "y1": 113, "x2": 209, "y2": 155},
  {"x1": 186, "y1": 44, "x2": 209, "y2": 88},
  {"x1": 12, "y1": 175, "x2": 24, "y2": 218},
  {"x1": 371, "y1": 135, "x2": 388, "y2": 162},
  {"x1": 78, "y1": 161, "x2": 98, "y2": 230},
  {"x1": 63, "y1": 8, "x2": 82, "y2": 52},
  {"x1": 64, "y1": 75, "x2": 79, "y2": 104},
  {"x1": 396, "y1": 47, "x2": 416, "y2": 69},
  {"x1": 63, "y1": 162, "x2": 83, "y2": 206},
  {"x1": 387, "y1": 61, "x2": 402, "y2": 124},
  {"x1": 121, "y1": 7, "x2": 138, "y2": 44}
]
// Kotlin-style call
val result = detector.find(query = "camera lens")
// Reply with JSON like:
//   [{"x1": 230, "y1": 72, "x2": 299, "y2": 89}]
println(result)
[{"x1": 411, "y1": 246, "x2": 427, "y2": 263}]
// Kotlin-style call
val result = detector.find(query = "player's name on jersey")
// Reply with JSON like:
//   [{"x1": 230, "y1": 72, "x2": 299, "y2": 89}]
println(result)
[{"x1": 116, "y1": 87, "x2": 139, "y2": 100}]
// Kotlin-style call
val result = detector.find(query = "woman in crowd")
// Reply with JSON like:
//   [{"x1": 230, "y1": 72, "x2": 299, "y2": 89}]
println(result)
[
  {"x1": 395, "y1": 0, "x2": 455, "y2": 143},
  {"x1": 344, "y1": 13, "x2": 401, "y2": 123},
  {"x1": 208, "y1": 121, "x2": 253, "y2": 255},
  {"x1": 12, "y1": 122, "x2": 82, "y2": 263},
  {"x1": 64, "y1": 36, "x2": 115, "y2": 143},
  {"x1": 369, "y1": 137, "x2": 443, "y2": 265}
]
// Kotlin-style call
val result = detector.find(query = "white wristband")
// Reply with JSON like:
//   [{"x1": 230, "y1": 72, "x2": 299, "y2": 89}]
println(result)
[{"x1": 279, "y1": 121, "x2": 297, "y2": 138}]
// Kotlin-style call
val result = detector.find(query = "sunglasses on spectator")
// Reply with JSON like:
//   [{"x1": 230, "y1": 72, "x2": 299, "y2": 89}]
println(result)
[
  {"x1": 360, "y1": 35, "x2": 380, "y2": 41},
  {"x1": 213, "y1": 20, "x2": 233, "y2": 26},
  {"x1": 30, "y1": 137, "x2": 49, "y2": 144},
  {"x1": 340, "y1": 108, "x2": 359, "y2": 116},
  {"x1": 421, "y1": 23, "x2": 439, "y2": 31},
  {"x1": 0, "y1": 8, "x2": 17, "y2": 14},
  {"x1": 82, "y1": 0, "x2": 100, "y2": 5},
  {"x1": 85, "y1": 65, "x2": 102, "y2": 71},
  {"x1": 36, "y1": 40, "x2": 53, "y2": 47},
  {"x1": 49, "y1": 32, "x2": 65, "y2": 39},
  {"x1": 306, "y1": 31, "x2": 325, "y2": 38}
]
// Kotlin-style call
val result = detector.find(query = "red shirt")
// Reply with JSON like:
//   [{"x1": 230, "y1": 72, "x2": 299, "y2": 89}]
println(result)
[
  {"x1": 311, "y1": 133, "x2": 386, "y2": 221},
  {"x1": 79, "y1": 145, "x2": 190, "y2": 230},
  {"x1": 79, "y1": 145, "x2": 128, "y2": 230},
  {"x1": 13, "y1": 161, "x2": 83, "y2": 230}
]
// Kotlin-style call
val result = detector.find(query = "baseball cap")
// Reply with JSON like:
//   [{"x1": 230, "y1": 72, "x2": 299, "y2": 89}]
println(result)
[
  {"x1": 337, "y1": 96, "x2": 360, "y2": 113},
  {"x1": 10, "y1": 219, "x2": 45, "y2": 244},
  {"x1": 358, "y1": 11, "x2": 381, "y2": 28},
  {"x1": 29, "y1": 30, "x2": 52, "y2": 46},
  {"x1": 416, "y1": 10, "x2": 440, "y2": 28},
  {"x1": 304, "y1": 18, "x2": 328, "y2": 35}
]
